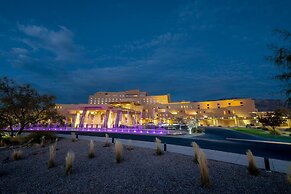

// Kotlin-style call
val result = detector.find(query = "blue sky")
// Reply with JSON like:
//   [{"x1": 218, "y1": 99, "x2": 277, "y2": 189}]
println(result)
[{"x1": 0, "y1": 0, "x2": 291, "y2": 103}]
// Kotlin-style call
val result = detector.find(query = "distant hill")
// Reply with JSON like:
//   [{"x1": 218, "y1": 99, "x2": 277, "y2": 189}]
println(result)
[{"x1": 255, "y1": 99, "x2": 286, "y2": 111}]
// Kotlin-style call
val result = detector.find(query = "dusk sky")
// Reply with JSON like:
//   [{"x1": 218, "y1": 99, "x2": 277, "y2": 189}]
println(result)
[{"x1": 0, "y1": 0, "x2": 291, "y2": 103}]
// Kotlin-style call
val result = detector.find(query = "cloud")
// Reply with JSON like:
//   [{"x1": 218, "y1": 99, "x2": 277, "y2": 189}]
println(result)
[{"x1": 17, "y1": 24, "x2": 80, "y2": 62}]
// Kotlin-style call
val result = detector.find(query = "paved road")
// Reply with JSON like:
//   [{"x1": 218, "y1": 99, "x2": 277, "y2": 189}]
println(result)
[
  {"x1": 199, "y1": 127, "x2": 267, "y2": 141},
  {"x1": 51, "y1": 127, "x2": 291, "y2": 161}
]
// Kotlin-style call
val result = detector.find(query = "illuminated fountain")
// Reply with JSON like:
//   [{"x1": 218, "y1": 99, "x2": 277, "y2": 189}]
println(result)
[{"x1": 9, "y1": 109, "x2": 169, "y2": 135}]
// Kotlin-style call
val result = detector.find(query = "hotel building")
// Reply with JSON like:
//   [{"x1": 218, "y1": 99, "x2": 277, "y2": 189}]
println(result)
[{"x1": 56, "y1": 90, "x2": 257, "y2": 128}]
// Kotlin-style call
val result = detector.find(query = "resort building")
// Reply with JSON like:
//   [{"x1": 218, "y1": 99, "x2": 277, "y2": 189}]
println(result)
[
  {"x1": 88, "y1": 90, "x2": 170, "y2": 105},
  {"x1": 56, "y1": 90, "x2": 257, "y2": 128}
]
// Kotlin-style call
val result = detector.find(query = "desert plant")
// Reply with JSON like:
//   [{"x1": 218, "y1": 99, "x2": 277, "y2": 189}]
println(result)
[
  {"x1": 12, "y1": 150, "x2": 23, "y2": 160},
  {"x1": 9, "y1": 136, "x2": 26, "y2": 145},
  {"x1": 192, "y1": 142, "x2": 200, "y2": 163},
  {"x1": 65, "y1": 150, "x2": 75, "y2": 175},
  {"x1": 115, "y1": 141, "x2": 123, "y2": 163},
  {"x1": 127, "y1": 139, "x2": 134, "y2": 150},
  {"x1": 155, "y1": 138, "x2": 162, "y2": 155},
  {"x1": 287, "y1": 165, "x2": 291, "y2": 184},
  {"x1": 246, "y1": 150, "x2": 260, "y2": 176},
  {"x1": 25, "y1": 131, "x2": 57, "y2": 144},
  {"x1": 48, "y1": 143, "x2": 57, "y2": 168},
  {"x1": 40, "y1": 136, "x2": 45, "y2": 147},
  {"x1": 103, "y1": 134, "x2": 110, "y2": 147},
  {"x1": 197, "y1": 149, "x2": 210, "y2": 187},
  {"x1": 71, "y1": 132, "x2": 77, "y2": 142},
  {"x1": 88, "y1": 140, "x2": 95, "y2": 159}
]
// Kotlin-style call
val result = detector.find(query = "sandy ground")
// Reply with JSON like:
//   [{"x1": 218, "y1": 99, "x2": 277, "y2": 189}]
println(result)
[{"x1": 0, "y1": 138, "x2": 290, "y2": 194}]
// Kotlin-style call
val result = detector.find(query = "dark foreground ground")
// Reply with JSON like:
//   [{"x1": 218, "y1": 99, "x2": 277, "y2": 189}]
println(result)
[{"x1": 0, "y1": 139, "x2": 290, "y2": 194}]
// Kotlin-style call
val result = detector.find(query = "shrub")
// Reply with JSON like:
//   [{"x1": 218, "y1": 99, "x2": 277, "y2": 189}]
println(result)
[
  {"x1": 269, "y1": 129, "x2": 281, "y2": 135},
  {"x1": 88, "y1": 140, "x2": 95, "y2": 159},
  {"x1": 155, "y1": 138, "x2": 162, "y2": 155},
  {"x1": 192, "y1": 142, "x2": 200, "y2": 163},
  {"x1": 193, "y1": 127, "x2": 204, "y2": 133},
  {"x1": 71, "y1": 132, "x2": 77, "y2": 142},
  {"x1": 197, "y1": 149, "x2": 210, "y2": 187},
  {"x1": 261, "y1": 127, "x2": 268, "y2": 131},
  {"x1": 103, "y1": 134, "x2": 110, "y2": 147},
  {"x1": 12, "y1": 150, "x2": 23, "y2": 160},
  {"x1": 127, "y1": 139, "x2": 134, "y2": 150},
  {"x1": 25, "y1": 131, "x2": 57, "y2": 144},
  {"x1": 115, "y1": 141, "x2": 123, "y2": 163},
  {"x1": 287, "y1": 165, "x2": 291, "y2": 184},
  {"x1": 246, "y1": 150, "x2": 260, "y2": 176},
  {"x1": 48, "y1": 143, "x2": 57, "y2": 168},
  {"x1": 9, "y1": 136, "x2": 26, "y2": 145},
  {"x1": 65, "y1": 150, "x2": 75, "y2": 175}
]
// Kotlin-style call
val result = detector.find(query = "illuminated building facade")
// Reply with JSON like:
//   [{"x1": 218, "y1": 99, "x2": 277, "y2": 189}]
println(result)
[
  {"x1": 88, "y1": 90, "x2": 170, "y2": 105},
  {"x1": 57, "y1": 90, "x2": 257, "y2": 128}
]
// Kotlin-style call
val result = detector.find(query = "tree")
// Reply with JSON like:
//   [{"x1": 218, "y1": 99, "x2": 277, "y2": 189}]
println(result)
[
  {"x1": 268, "y1": 29, "x2": 291, "y2": 105},
  {"x1": 258, "y1": 109, "x2": 288, "y2": 133},
  {"x1": 0, "y1": 77, "x2": 64, "y2": 136}
]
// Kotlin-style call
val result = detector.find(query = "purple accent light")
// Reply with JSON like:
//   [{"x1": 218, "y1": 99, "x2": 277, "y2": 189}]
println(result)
[{"x1": 19, "y1": 126, "x2": 168, "y2": 135}]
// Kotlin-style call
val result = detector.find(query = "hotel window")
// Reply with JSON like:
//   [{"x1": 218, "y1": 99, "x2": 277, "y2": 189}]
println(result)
[
  {"x1": 198, "y1": 107, "x2": 200, "y2": 109},
  {"x1": 228, "y1": 103, "x2": 231, "y2": 106},
  {"x1": 207, "y1": 104, "x2": 209, "y2": 106},
  {"x1": 207, "y1": 107, "x2": 209, "y2": 109}
]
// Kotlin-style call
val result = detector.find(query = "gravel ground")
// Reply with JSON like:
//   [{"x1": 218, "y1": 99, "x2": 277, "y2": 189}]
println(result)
[{"x1": 0, "y1": 138, "x2": 290, "y2": 194}]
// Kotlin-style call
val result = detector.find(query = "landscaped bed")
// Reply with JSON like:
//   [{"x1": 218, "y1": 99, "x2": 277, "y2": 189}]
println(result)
[
  {"x1": 232, "y1": 127, "x2": 291, "y2": 143},
  {"x1": 0, "y1": 138, "x2": 290, "y2": 194}
]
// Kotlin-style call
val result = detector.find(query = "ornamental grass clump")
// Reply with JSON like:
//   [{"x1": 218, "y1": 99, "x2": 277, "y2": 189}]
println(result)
[
  {"x1": 88, "y1": 140, "x2": 95, "y2": 159},
  {"x1": 48, "y1": 143, "x2": 57, "y2": 168},
  {"x1": 197, "y1": 149, "x2": 210, "y2": 187},
  {"x1": 115, "y1": 141, "x2": 123, "y2": 163},
  {"x1": 192, "y1": 142, "x2": 200, "y2": 163},
  {"x1": 155, "y1": 138, "x2": 162, "y2": 155},
  {"x1": 12, "y1": 150, "x2": 23, "y2": 161},
  {"x1": 246, "y1": 149, "x2": 260, "y2": 176},
  {"x1": 65, "y1": 150, "x2": 75, "y2": 175},
  {"x1": 103, "y1": 134, "x2": 110, "y2": 147},
  {"x1": 127, "y1": 139, "x2": 134, "y2": 150},
  {"x1": 71, "y1": 133, "x2": 77, "y2": 142},
  {"x1": 40, "y1": 136, "x2": 45, "y2": 147}
]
